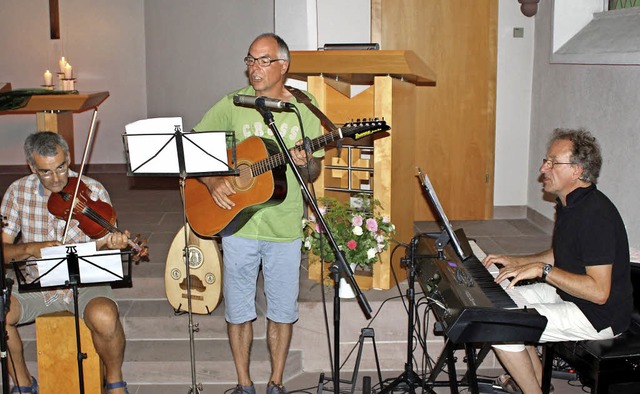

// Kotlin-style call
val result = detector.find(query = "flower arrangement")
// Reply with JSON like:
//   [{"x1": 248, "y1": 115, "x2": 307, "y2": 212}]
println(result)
[{"x1": 302, "y1": 194, "x2": 396, "y2": 268}]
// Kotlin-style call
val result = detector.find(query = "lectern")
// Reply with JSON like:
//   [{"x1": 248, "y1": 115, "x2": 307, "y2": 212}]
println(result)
[
  {"x1": 0, "y1": 83, "x2": 109, "y2": 164},
  {"x1": 288, "y1": 50, "x2": 436, "y2": 290}
]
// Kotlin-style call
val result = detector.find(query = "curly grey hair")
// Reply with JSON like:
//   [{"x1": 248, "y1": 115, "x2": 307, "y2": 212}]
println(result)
[{"x1": 549, "y1": 128, "x2": 602, "y2": 184}]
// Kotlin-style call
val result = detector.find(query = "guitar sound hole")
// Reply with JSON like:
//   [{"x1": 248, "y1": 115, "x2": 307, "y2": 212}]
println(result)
[{"x1": 233, "y1": 162, "x2": 255, "y2": 191}]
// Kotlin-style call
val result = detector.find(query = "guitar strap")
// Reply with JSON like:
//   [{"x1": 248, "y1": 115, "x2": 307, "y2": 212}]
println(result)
[{"x1": 286, "y1": 85, "x2": 343, "y2": 157}]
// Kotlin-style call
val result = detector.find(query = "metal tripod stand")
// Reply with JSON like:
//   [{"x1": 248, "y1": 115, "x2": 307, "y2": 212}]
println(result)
[{"x1": 379, "y1": 235, "x2": 427, "y2": 393}]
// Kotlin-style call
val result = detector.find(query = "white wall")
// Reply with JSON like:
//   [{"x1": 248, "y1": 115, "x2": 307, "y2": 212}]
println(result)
[
  {"x1": 493, "y1": 0, "x2": 535, "y2": 206},
  {"x1": 275, "y1": 0, "x2": 370, "y2": 51},
  {"x1": 144, "y1": 0, "x2": 273, "y2": 132},
  {"x1": 0, "y1": 0, "x2": 147, "y2": 165},
  {"x1": 529, "y1": 2, "x2": 640, "y2": 248}
]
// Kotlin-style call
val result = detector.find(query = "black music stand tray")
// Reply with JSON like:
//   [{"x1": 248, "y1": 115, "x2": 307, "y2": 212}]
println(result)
[
  {"x1": 12, "y1": 245, "x2": 132, "y2": 394},
  {"x1": 122, "y1": 119, "x2": 237, "y2": 394}
]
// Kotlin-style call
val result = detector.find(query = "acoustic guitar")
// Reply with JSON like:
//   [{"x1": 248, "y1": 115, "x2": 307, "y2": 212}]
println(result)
[
  {"x1": 185, "y1": 119, "x2": 390, "y2": 237},
  {"x1": 165, "y1": 225, "x2": 223, "y2": 314}
]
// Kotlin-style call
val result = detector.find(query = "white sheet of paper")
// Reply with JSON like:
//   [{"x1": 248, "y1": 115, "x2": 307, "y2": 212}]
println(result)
[
  {"x1": 125, "y1": 117, "x2": 184, "y2": 174},
  {"x1": 124, "y1": 117, "x2": 228, "y2": 174},
  {"x1": 78, "y1": 249, "x2": 124, "y2": 283},
  {"x1": 38, "y1": 242, "x2": 123, "y2": 286}
]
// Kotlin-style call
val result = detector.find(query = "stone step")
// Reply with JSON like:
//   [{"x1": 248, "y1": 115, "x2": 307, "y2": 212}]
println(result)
[{"x1": 16, "y1": 348, "x2": 303, "y2": 386}]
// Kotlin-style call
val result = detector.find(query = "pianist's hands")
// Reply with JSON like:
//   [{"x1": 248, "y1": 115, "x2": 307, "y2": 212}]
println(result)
[
  {"x1": 483, "y1": 254, "x2": 545, "y2": 288},
  {"x1": 482, "y1": 254, "x2": 519, "y2": 269}
]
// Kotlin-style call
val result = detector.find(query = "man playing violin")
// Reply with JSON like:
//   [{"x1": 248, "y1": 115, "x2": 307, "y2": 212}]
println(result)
[{"x1": 1, "y1": 132, "x2": 130, "y2": 394}]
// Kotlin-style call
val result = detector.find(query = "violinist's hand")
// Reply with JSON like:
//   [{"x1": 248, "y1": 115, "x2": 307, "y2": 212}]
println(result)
[
  {"x1": 106, "y1": 231, "x2": 130, "y2": 250},
  {"x1": 202, "y1": 177, "x2": 236, "y2": 210}
]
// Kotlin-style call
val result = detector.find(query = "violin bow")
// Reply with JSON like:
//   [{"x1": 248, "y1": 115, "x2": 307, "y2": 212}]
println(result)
[{"x1": 61, "y1": 108, "x2": 99, "y2": 244}]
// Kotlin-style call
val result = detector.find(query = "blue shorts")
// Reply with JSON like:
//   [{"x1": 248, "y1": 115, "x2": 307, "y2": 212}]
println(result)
[{"x1": 221, "y1": 236, "x2": 301, "y2": 324}]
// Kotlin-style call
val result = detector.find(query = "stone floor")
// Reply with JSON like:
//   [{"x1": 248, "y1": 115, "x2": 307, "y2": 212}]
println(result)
[{"x1": 0, "y1": 169, "x2": 592, "y2": 393}]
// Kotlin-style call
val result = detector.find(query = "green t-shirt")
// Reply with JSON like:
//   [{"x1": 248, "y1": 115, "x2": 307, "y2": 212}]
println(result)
[{"x1": 193, "y1": 85, "x2": 322, "y2": 242}]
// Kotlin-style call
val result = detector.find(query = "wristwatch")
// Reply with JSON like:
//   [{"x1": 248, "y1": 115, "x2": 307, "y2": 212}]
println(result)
[{"x1": 541, "y1": 264, "x2": 553, "y2": 281}]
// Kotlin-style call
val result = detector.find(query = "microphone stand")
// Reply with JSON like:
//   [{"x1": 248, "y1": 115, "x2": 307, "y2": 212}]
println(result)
[
  {"x1": 255, "y1": 103, "x2": 372, "y2": 394},
  {"x1": 0, "y1": 217, "x2": 11, "y2": 394}
]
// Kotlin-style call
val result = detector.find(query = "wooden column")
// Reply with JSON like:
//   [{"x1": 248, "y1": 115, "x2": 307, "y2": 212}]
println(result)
[{"x1": 36, "y1": 111, "x2": 75, "y2": 163}]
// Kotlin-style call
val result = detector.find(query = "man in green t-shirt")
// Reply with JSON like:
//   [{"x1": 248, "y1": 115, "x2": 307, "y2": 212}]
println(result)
[{"x1": 193, "y1": 33, "x2": 322, "y2": 394}]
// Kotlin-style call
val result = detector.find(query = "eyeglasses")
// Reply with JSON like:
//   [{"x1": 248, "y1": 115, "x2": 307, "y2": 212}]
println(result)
[
  {"x1": 243, "y1": 55, "x2": 286, "y2": 67},
  {"x1": 37, "y1": 162, "x2": 68, "y2": 179},
  {"x1": 541, "y1": 158, "x2": 574, "y2": 169}
]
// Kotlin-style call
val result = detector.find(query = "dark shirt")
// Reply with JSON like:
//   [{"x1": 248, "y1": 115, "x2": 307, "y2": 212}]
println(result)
[{"x1": 553, "y1": 184, "x2": 633, "y2": 334}]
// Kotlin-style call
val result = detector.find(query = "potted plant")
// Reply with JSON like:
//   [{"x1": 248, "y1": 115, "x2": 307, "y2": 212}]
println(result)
[{"x1": 302, "y1": 194, "x2": 396, "y2": 273}]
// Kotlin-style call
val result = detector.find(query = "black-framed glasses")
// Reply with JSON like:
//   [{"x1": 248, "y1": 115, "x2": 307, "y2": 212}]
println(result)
[
  {"x1": 541, "y1": 158, "x2": 574, "y2": 169},
  {"x1": 243, "y1": 55, "x2": 286, "y2": 67},
  {"x1": 37, "y1": 162, "x2": 69, "y2": 179}
]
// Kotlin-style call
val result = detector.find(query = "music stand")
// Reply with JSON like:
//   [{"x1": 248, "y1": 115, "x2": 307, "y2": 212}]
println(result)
[
  {"x1": 12, "y1": 243, "x2": 132, "y2": 394},
  {"x1": 122, "y1": 117, "x2": 237, "y2": 394}
]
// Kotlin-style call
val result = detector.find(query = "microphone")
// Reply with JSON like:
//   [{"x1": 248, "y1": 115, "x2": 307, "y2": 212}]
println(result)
[{"x1": 233, "y1": 94, "x2": 293, "y2": 109}]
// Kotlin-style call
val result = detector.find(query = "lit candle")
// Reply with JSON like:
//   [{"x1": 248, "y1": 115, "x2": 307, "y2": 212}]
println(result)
[
  {"x1": 44, "y1": 70, "x2": 53, "y2": 85},
  {"x1": 59, "y1": 56, "x2": 67, "y2": 73},
  {"x1": 64, "y1": 63, "x2": 73, "y2": 79}
]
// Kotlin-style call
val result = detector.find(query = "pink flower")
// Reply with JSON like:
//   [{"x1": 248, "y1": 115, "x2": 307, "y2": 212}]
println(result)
[
  {"x1": 346, "y1": 239, "x2": 357, "y2": 250},
  {"x1": 351, "y1": 215, "x2": 363, "y2": 227},
  {"x1": 365, "y1": 218, "x2": 378, "y2": 232}
]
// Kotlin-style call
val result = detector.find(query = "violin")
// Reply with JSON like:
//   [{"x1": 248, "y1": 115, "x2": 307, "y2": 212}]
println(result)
[{"x1": 47, "y1": 176, "x2": 149, "y2": 262}]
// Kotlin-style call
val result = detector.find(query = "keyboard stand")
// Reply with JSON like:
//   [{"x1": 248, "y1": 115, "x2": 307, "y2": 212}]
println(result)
[{"x1": 426, "y1": 332, "x2": 493, "y2": 394}]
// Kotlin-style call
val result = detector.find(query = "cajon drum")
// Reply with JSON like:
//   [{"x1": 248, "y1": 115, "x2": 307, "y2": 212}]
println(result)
[{"x1": 35, "y1": 311, "x2": 105, "y2": 394}]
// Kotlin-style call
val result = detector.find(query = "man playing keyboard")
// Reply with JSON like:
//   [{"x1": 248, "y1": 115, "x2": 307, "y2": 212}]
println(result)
[{"x1": 482, "y1": 128, "x2": 633, "y2": 394}]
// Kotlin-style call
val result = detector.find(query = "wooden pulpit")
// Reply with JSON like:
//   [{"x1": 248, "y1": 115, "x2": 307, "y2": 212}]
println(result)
[
  {"x1": 0, "y1": 84, "x2": 109, "y2": 164},
  {"x1": 288, "y1": 50, "x2": 436, "y2": 290}
]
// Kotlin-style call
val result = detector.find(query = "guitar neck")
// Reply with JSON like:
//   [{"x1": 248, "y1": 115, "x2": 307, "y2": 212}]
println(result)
[{"x1": 251, "y1": 130, "x2": 341, "y2": 176}]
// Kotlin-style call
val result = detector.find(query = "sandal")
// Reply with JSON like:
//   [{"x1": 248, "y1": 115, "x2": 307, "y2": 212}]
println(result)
[
  {"x1": 10, "y1": 376, "x2": 38, "y2": 393},
  {"x1": 495, "y1": 374, "x2": 522, "y2": 394},
  {"x1": 106, "y1": 381, "x2": 130, "y2": 394}
]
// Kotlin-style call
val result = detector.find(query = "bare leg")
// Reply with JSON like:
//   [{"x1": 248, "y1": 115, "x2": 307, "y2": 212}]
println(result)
[
  {"x1": 5, "y1": 296, "x2": 34, "y2": 389},
  {"x1": 83, "y1": 297, "x2": 126, "y2": 394},
  {"x1": 228, "y1": 321, "x2": 254, "y2": 386},
  {"x1": 267, "y1": 320, "x2": 292, "y2": 385},
  {"x1": 527, "y1": 346, "x2": 544, "y2": 386},
  {"x1": 495, "y1": 346, "x2": 542, "y2": 394}
]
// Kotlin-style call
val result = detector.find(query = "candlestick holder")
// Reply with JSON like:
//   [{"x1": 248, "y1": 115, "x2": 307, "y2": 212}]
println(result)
[
  {"x1": 61, "y1": 78, "x2": 77, "y2": 92},
  {"x1": 40, "y1": 85, "x2": 56, "y2": 91},
  {"x1": 57, "y1": 72, "x2": 65, "y2": 90}
]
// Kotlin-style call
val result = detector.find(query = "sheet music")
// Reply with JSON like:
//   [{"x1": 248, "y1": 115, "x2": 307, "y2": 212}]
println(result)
[
  {"x1": 124, "y1": 117, "x2": 229, "y2": 174},
  {"x1": 39, "y1": 242, "x2": 123, "y2": 286}
]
